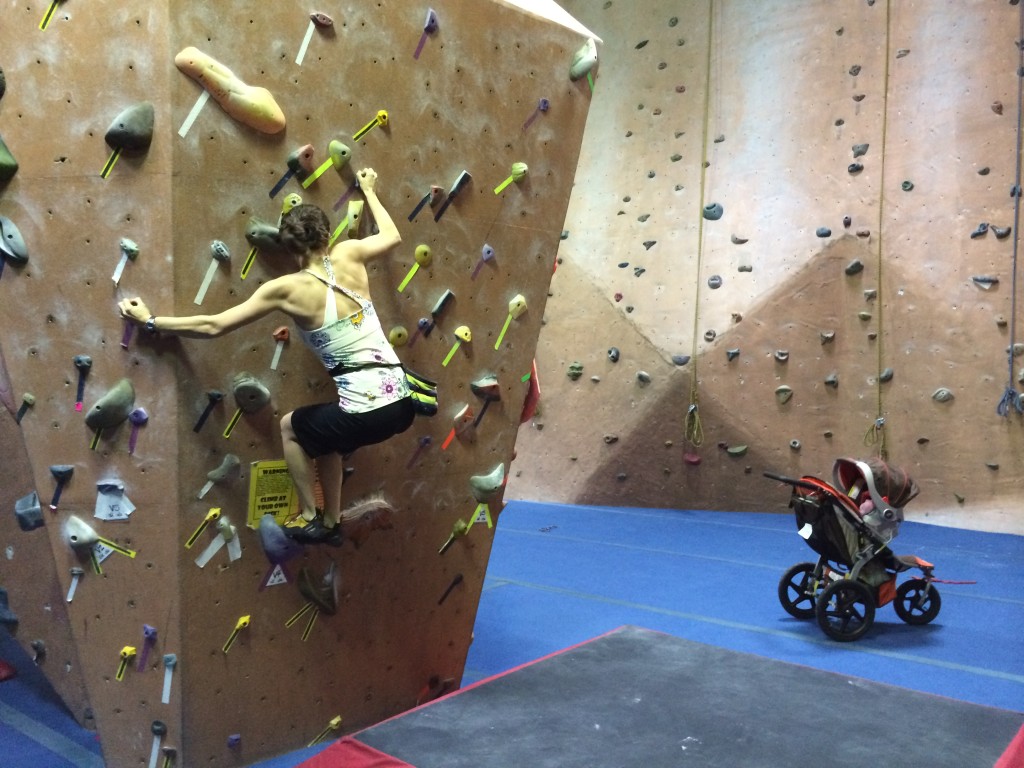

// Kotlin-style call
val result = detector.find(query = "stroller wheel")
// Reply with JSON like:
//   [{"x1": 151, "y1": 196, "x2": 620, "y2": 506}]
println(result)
[
  {"x1": 816, "y1": 579, "x2": 875, "y2": 641},
  {"x1": 893, "y1": 579, "x2": 941, "y2": 625},
  {"x1": 778, "y1": 562, "x2": 819, "y2": 619}
]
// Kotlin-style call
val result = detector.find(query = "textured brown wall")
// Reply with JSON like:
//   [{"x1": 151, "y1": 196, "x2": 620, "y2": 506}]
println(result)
[
  {"x1": 509, "y1": 0, "x2": 1024, "y2": 534},
  {"x1": 0, "y1": 1, "x2": 592, "y2": 765}
]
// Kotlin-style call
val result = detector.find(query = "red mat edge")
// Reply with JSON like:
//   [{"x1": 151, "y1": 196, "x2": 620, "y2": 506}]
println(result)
[{"x1": 996, "y1": 723, "x2": 1024, "y2": 768}]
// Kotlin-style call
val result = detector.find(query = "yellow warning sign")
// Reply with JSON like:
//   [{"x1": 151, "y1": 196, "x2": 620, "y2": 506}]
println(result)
[{"x1": 247, "y1": 460, "x2": 299, "y2": 529}]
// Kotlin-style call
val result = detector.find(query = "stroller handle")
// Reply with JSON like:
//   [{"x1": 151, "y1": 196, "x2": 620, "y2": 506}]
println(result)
[{"x1": 762, "y1": 471, "x2": 822, "y2": 492}]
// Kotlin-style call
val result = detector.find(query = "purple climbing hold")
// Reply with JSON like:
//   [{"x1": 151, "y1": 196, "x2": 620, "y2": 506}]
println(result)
[{"x1": 671, "y1": 354, "x2": 690, "y2": 366}]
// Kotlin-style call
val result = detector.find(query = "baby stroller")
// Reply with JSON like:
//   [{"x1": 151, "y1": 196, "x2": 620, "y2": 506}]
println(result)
[{"x1": 764, "y1": 457, "x2": 940, "y2": 641}]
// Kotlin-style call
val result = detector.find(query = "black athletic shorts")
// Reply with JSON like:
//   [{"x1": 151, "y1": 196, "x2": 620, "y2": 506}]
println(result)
[{"x1": 290, "y1": 397, "x2": 415, "y2": 458}]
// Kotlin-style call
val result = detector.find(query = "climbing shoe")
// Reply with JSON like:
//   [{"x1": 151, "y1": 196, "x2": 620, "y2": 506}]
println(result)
[{"x1": 283, "y1": 517, "x2": 344, "y2": 547}]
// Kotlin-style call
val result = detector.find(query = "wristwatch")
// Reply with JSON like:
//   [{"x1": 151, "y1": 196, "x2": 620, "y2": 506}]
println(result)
[{"x1": 145, "y1": 316, "x2": 157, "y2": 333}]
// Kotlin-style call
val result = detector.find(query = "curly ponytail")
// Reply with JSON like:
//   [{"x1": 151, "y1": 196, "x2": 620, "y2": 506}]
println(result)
[{"x1": 278, "y1": 204, "x2": 331, "y2": 256}]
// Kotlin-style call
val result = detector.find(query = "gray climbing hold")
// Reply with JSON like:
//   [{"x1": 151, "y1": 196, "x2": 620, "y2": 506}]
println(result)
[
  {"x1": 816, "y1": 227, "x2": 831, "y2": 238},
  {"x1": 994, "y1": 225, "x2": 1012, "y2": 239},
  {"x1": 864, "y1": 289, "x2": 877, "y2": 301},
  {"x1": 972, "y1": 275, "x2": 999, "y2": 290},
  {"x1": 669, "y1": 16, "x2": 678, "y2": 26},
  {"x1": 845, "y1": 259, "x2": 864, "y2": 275},
  {"x1": 879, "y1": 367, "x2": 894, "y2": 382},
  {"x1": 707, "y1": 274, "x2": 723, "y2": 289},
  {"x1": 932, "y1": 387, "x2": 955, "y2": 403},
  {"x1": 245, "y1": 217, "x2": 281, "y2": 250},
  {"x1": 852, "y1": 143, "x2": 869, "y2": 158},
  {"x1": 567, "y1": 362, "x2": 584, "y2": 381},
  {"x1": 824, "y1": 373, "x2": 839, "y2": 389},
  {"x1": 608, "y1": 347, "x2": 620, "y2": 363},
  {"x1": 848, "y1": 163, "x2": 863, "y2": 174},
  {"x1": 638, "y1": 214, "x2": 650, "y2": 222},
  {"x1": 978, "y1": 167, "x2": 990, "y2": 175},
  {"x1": 105, "y1": 102, "x2": 155, "y2": 153},
  {"x1": 14, "y1": 491, "x2": 43, "y2": 532},
  {"x1": 901, "y1": 180, "x2": 914, "y2": 191},
  {"x1": 648, "y1": 170, "x2": 656, "y2": 178},
  {"x1": 604, "y1": 434, "x2": 619, "y2": 444},
  {"x1": 896, "y1": 48, "x2": 910, "y2": 58},
  {"x1": 774, "y1": 350, "x2": 789, "y2": 363},
  {"x1": 671, "y1": 354, "x2": 690, "y2": 366},
  {"x1": 670, "y1": 154, "x2": 682, "y2": 162},
  {"x1": 0, "y1": 216, "x2": 29, "y2": 265},
  {"x1": 970, "y1": 222, "x2": 989, "y2": 239},
  {"x1": 703, "y1": 329, "x2": 716, "y2": 342},
  {"x1": 633, "y1": 267, "x2": 645, "y2": 277},
  {"x1": 917, "y1": 437, "x2": 929, "y2": 445},
  {"x1": 1012, "y1": 343, "x2": 1024, "y2": 357},
  {"x1": 702, "y1": 202, "x2": 723, "y2": 220},
  {"x1": 561, "y1": 230, "x2": 570, "y2": 240},
  {"x1": 843, "y1": 216, "x2": 852, "y2": 228},
  {"x1": 714, "y1": 134, "x2": 725, "y2": 143},
  {"x1": 849, "y1": 65, "x2": 862, "y2": 76},
  {"x1": 636, "y1": 371, "x2": 652, "y2": 384},
  {"x1": 233, "y1": 373, "x2": 270, "y2": 413},
  {"x1": 986, "y1": 462, "x2": 999, "y2": 471},
  {"x1": 0, "y1": 134, "x2": 17, "y2": 182},
  {"x1": 775, "y1": 385, "x2": 793, "y2": 404},
  {"x1": 726, "y1": 349, "x2": 739, "y2": 361},
  {"x1": 635, "y1": 40, "x2": 649, "y2": 49},
  {"x1": 820, "y1": 330, "x2": 836, "y2": 344},
  {"x1": 85, "y1": 378, "x2": 136, "y2": 430},
  {"x1": 856, "y1": 228, "x2": 871, "y2": 238},
  {"x1": 738, "y1": 264, "x2": 753, "y2": 273},
  {"x1": 731, "y1": 234, "x2": 748, "y2": 244},
  {"x1": 789, "y1": 439, "x2": 801, "y2": 451},
  {"x1": 643, "y1": 241, "x2": 656, "y2": 250}
]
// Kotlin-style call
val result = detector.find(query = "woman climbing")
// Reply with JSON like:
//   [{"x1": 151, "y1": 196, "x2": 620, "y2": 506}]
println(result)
[{"x1": 119, "y1": 168, "x2": 414, "y2": 545}]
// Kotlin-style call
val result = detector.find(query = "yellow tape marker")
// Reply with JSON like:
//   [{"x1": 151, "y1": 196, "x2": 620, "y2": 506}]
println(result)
[
  {"x1": 352, "y1": 109, "x2": 388, "y2": 141},
  {"x1": 328, "y1": 215, "x2": 350, "y2": 247},
  {"x1": 100, "y1": 147, "x2": 122, "y2": 179},
  {"x1": 222, "y1": 408, "x2": 243, "y2": 438},
  {"x1": 240, "y1": 247, "x2": 258, "y2": 280},
  {"x1": 116, "y1": 646, "x2": 136, "y2": 681},
  {"x1": 39, "y1": 0, "x2": 60, "y2": 30},
  {"x1": 303, "y1": 157, "x2": 334, "y2": 188},
  {"x1": 300, "y1": 610, "x2": 318, "y2": 642},
  {"x1": 97, "y1": 536, "x2": 137, "y2": 559},
  {"x1": 285, "y1": 602, "x2": 315, "y2": 628},
  {"x1": 89, "y1": 427, "x2": 102, "y2": 451},
  {"x1": 222, "y1": 615, "x2": 251, "y2": 654},
  {"x1": 90, "y1": 549, "x2": 103, "y2": 575},
  {"x1": 308, "y1": 716, "x2": 343, "y2": 747},
  {"x1": 185, "y1": 508, "x2": 221, "y2": 549}
]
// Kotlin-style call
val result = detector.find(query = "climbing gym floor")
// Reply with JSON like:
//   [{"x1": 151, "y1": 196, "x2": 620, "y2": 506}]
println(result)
[{"x1": 1, "y1": 501, "x2": 1022, "y2": 767}]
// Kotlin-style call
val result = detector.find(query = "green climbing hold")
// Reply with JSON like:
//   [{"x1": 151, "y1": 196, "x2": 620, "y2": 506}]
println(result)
[
  {"x1": 702, "y1": 202, "x2": 723, "y2": 220},
  {"x1": 0, "y1": 134, "x2": 18, "y2": 182},
  {"x1": 901, "y1": 180, "x2": 914, "y2": 191},
  {"x1": 775, "y1": 385, "x2": 793, "y2": 404},
  {"x1": 567, "y1": 362, "x2": 584, "y2": 381},
  {"x1": 726, "y1": 445, "x2": 748, "y2": 457}
]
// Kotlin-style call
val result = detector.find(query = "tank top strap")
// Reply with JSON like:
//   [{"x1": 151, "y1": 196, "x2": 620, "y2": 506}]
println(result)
[{"x1": 302, "y1": 268, "x2": 371, "y2": 313}]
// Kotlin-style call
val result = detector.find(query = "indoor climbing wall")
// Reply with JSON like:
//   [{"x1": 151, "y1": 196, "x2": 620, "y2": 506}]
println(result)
[
  {"x1": 509, "y1": 0, "x2": 1024, "y2": 534},
  {"x1": 0, "y1": 1, "x2": 595, "y2": 765}
]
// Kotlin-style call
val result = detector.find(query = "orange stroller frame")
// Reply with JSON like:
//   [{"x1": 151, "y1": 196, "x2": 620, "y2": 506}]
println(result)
[{"x1": 765, "y1": 457, "x2": 940, "y2": 641}]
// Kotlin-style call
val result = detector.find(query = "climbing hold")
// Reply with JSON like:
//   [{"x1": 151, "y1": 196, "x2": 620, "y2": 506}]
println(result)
[
  {"x1": 994, "y1": 226, "x2": 1012, "y2": 239},
  {"x1": 901, "y1": 180, "x2": 914, "y2": 191},
  {"x1": 0, "y1": 216, "x2": 29, "y2": 265},
  {"x1": 703, "y1": 329, "x2": 716, "y2": 342},
  {"x1": 726, "y1": 445, "x2": 748, "y2": 457},
  {"x1": 1012, "y1": 343, "x2": 1024, "y2": 357},
  {"x1": 643, "y1": 241, "x2": 657, "y2": 250},
  {"x1": 567, "y1": 362, "x2": 584, "y2": 381},
  {"x1": 388, "y1": 326, "x2": 409, "y2": 347},
  {"x1": 636, "y1": 371, "x2": 652, "y2": 385},
  {"x1": 849, "y1": 65, "x2": 862, "y2": 76},
  {"x1": 14, "y1": 491, "x2": 43, "y2": 532},
  {"x1": 816, "y1": 227, "x2": 831, "y2": 238},
  {"x1": 856, "y1": 228, "x2": 871, "y2": 238},
  {"x1": 714, "y1": 134, "x2": 725, "y2": 143},
  {"x1": 634, "y1": 267, "x2": 646, "y2": 277},
  {"x1": 738, "y1": 264, "x2": 753, "y2": 273},
  {"x1": 647, "y1": 170, "x2": 656, "y2": 179},
  {"x1": 310, "y1": 12, "x2": 334, "y2": 27},
  {"x1": 820, "y1": 330, "x2": 836, "y2": 344},
  {"x1": 863, "y1": 289, "x2": 877, "y2": 301},
  {"x1": 858, "y1": 311, "x2": 872, "y2": 321},
  {"x1": 852, "y1": 143, "x2": 869, "y2": 158},
  {"x1": 972, "y1": 275, "x2": 999, "y2": 290},
  {"x1": 707, "y1": 275, "x2": 723, "y2": 289},
  {"x1": 996, "y1": 315, "x2": 1008, "y2": 327},
  {"x1": 932, "y1": 387, "x2": 955, "y2": 403},
  {"x1": 731, "y1": 234, "x2": 748, "y2": 244},
  {"x1": 683, "y1": 453, "x2": 701, "y2": 466},
  {"x1": 848, "y1": 162, "x2": 864, "y2": 174},
  {"x1": 607, "y1": 347, "x2": 620, "y2": 363},
  {"x1": 569, "y1": 38, "x2": 598, "y2": 81},
  {"x1": 638, "y1": 214, "x2": 650, "y2": 223},
  {"x1": 175, "y1": 47, "x2": 286, "y2": 134},
  {"x1": 245, "y1": 218, "x2": 281, "y2": 250},
  {"x1": 1013, "y1": 185, "x2": 1022, "y2": 198},
  {"x1": 469, "y1": 463, "x2": 507, "y2": 503},
  {"x1": 774, "y1": 350, "x2": 789, "y2": 363},
  {"x1": 671, "y1": 354, "x2": 690, "y2": 366},
  {"x1": 0, "y1": 67, "x2": 5, "y2": 101},
  {"x1": 970, "y1": 223, "x2": 989, "y2": 239},
  {"x1": 835, "y1": 118, "x2": 845, "y2": 126},
  {"x1": 731, "y1": 313, "x2": 743, "y2": 323},
  {"x1": 85, "y1": 379, "x2": 136, "y2": 430},
  {"x1": 675, "y1": 85, "x2": 686, "y2": 93},
  {"x1": 917, "y1": 437, "x2": 929, "y2": 445},
  {"x1": 618, "y1": 262, "x2": 629, "y2": 269},
  {"x1": 824, "y1": 430, "x2": 834, "y2": 438},
  {"x1": 726, "y1": 349, "x2": 740, "y2": 361},
  {"x1": 105, "y1": 102, "x2": 155, "y2": 153},
  {"x1": 879, "y1": 367, "x2": 894, "y2": 382},
  {"x1": 669, "y1": 16, "x2": 678, "y2": 26},
  {"x1": 845, "y1": 259, "x2": 864, "y2": 276},
  {"x1": 992, "y1": 100, "x2": 1004, "y2": 115},
  {"x1": 824, "y1": 373, "x2": 839, "y2": 388},
  {"x1": 789, "y1": 439, "x2": 801, "y2": 451},
  {"x1": 604, "y1": 434, "x2": 619, "y2": 444},
  {"x1": 852, "y1": 94, "x2": 866, "y2": 102},
  {"x1": 954, "y1": 493, "x2": 965, "y2": 504},
  {"x1": 614, "y1": 292, "x2": 623, "y2": 302},
  {"x1": 867, "y1": 331, "x2": 878, "y2": 340},
  {"x1": 0, "y1": 135, "x2": 18, "y2": 181},
  {"x1": 635, "y1": 40, "x2": 649, "y2": 50},
  {"x1": 591, "y1": 376, "x2": 601, "y2": 383},
  {"x1": 896, "y1": 48, "x2": 910, "y2": 58},
  {"x1": 978, "y1": 167, "x2": 991, "y2": 175},
  {"x1": 775, "y1": 385, "x2": 793, "y2": 404},
  {"x1": 702, "y1": 202, "x2": 723, "y2": 220},
  {"x1": 843, "y1": 216, "x2": 852, "y2": 228},
  {"x1": 986, "y1": 462, "x2": 999, "y2": 471}
]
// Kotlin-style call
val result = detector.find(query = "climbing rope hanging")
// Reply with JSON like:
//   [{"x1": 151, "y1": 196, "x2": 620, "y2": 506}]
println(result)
[
  {"x1": 684, "y1": 0, "x2": 716, "y2": 448},
  {"x1": 863, "y1": 0, "x2": 895, "y2": 460},
  {"x1": 997, "y1": 0, "x2": 1024, "y2": 417}
]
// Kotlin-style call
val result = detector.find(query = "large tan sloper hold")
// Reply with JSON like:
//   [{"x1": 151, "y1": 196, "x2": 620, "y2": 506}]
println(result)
[{"x1": 174, "y1": 46, "x2": 286, "y2": 134}]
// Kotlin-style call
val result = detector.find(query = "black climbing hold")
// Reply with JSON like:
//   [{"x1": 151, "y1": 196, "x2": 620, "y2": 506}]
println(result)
[
  {"x1": 879, "y1": 367, "x2": 894, "y2": 383},
  {"x1": 835, "y1": 118, "x2": 845, "y2": 126},
  {"x1": 648, "y1": 170, "x2": 656, "y2": 178},
  {"x1": 633, "y1": 267, "x2": 646, "y2": 277},
  {"x1": 849, "y1": 65, "x2": 862, "y2": 76},
  {"x1": 901, "y1": 180, "x2": 914, "y2": 191},
  {"x1": 824, "y1": 373, "x2": 839, "y2": 389},
  {"x1": 703, "y1": 202, "x2": 723, "y2": 220},
  {"x1": 623, "y1": 196, "x2": 632, "y2": 202},
  {"x1": 707, "y1": 274, "x2": 723, "y2": 289},
  {"x1": 0, "y1": 67, "x2": 5, "y2": 102},
  {"x1": 970, "y1": 222, "x2": 989, "y2": 239},
  {"x1": 737, "y1": 264, "x2": 753, "y2": 273},
  {"x1": 560, "y1": 230, "x2": 569, "y2": 240},
  {"x1": 643, "y1": 241, "x2": 656, "y2": 250},
  {"x1": 714, "y1": 134, "x2": 725, "y2": 143},
  {"x1": 852, "y1": 143, "x2": 869, "y2": 158},
  {"x1": 14, "y1": 491, "x2": 43, "y2": 532},
  {"x1": 731, "y1": 234, "x2": 748, "y2": 244},
  {"x1": 848, "y1": 162, "x2": 863, "y2": 174},
  {"x1": 0, "y1": 588, "x2": 18, "y2": 628},
  {"x1": 978, "y1": 167, "x2": 990, "y2": 175},
  {"x1": 703, "y1": 329, "x2": 716, "y2": 342},
  {"x1": 845, "y1": 259, "x2": 864, "y2": 276},
  {"x1": 658, "y1": 62, "x2": 667, "y2": 70},
  {"x1": 669, "y1": 16, "x2": 678, "y2": 26},
  {"x1": 896, "y1": 48, "x2": 910, "y2": 58},
  {"x1": 972, "y1": 275, "x2": 999, "y2": 289},
  {"x1": 635, "y1": 40, "x2": 649, "y2": 49},
  {"x1": 608, "y1": 347, "x2": 620, "y2": 363},
  {"x1": 670, "y1": 154, "x2": 682, "y2": 162},
  {"x1": 604, "y1": 434, "x2": 619, "y2": 444},
  {"x1": 852, "y1": 94, "x2": 866, "y2": 102},
  {"x1": 726, "y1": 349, "x2": 740, "y2": 361},
  {"x1": 636, "y1": 371, "x2": 652, "y2": 384},
  {"x1": 816, "y1": 227, "x2": 832, "y2": 238},
  {"x1": 1012, "y1": 185, "x2": 1022, "y2": 198},
  {"x1": 625, "y1": 131, "x2": 633, "y2": 138},
  {"x1": 638, "y1": 214, "x2": 650, "y2": 222},
  {"x1": 994, "y1": 226, "x2": 1012, "y2": 239},
  {"x1": 671, "y1": 354, "x2": 690, "y2": 366},
  {"x1": 618, "y1": 262, "x2": 629, "y2": 268},
  {"x1": 843, "y1": 215, "x2": 852, "y2": 228}
]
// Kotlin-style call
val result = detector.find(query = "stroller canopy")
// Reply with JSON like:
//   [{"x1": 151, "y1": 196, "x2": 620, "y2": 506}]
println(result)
[{"x1": 834, "y1": 457, "x2": 919, "y2": 508}]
